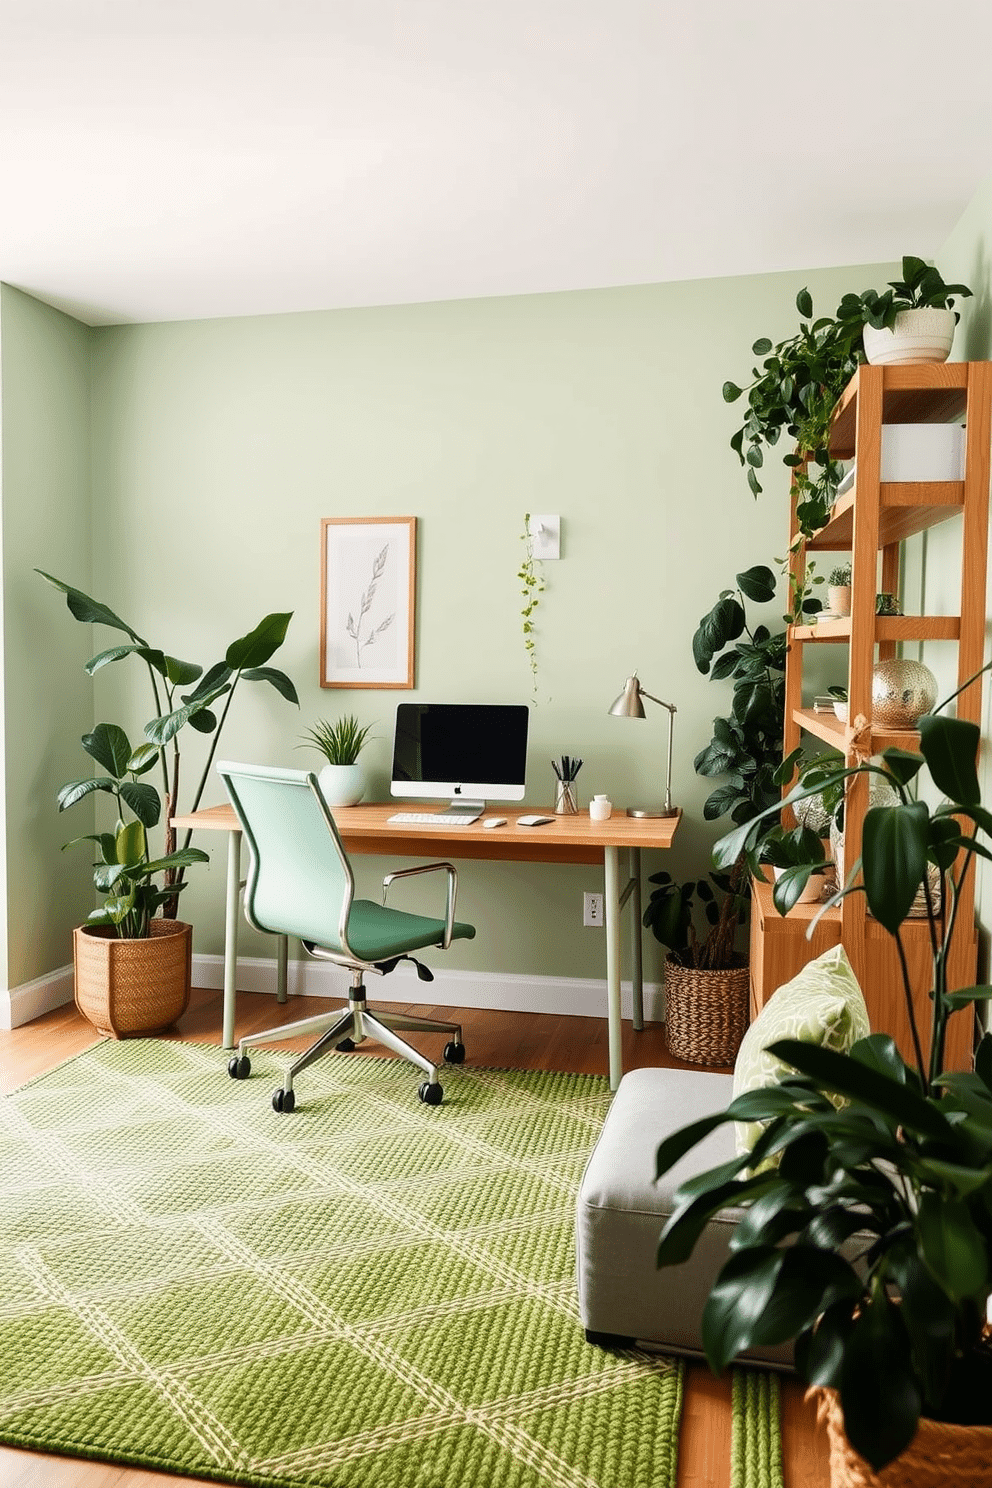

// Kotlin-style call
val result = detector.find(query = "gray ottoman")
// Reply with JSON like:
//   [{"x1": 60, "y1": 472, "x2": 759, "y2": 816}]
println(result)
[{"x1": 575, "y1": 1065, "x2": 793, "y2": 1367}]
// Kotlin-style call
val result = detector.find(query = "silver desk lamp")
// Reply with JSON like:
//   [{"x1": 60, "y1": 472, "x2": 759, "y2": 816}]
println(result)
[{"x1": 608, "y1": 674, "x2": 678, "y2": 818}]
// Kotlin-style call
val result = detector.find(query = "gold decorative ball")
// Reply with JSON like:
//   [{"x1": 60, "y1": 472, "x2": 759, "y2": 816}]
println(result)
[{"x1": 871, "y1": 658, "x2": 938, "y2": 730}]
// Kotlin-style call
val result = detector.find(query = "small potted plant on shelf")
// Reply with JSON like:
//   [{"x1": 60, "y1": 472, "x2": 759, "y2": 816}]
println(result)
[
  {"x1": 757, "y1": 821, "x2": 828, "y2": 912},
  {"x1": 41, "y1": 571, "x2": 299, "y2": 1036},
  {"x1": 653, "y1": 671, "x2": 992, "y2": 1481},
  {"x1": 875, "y1": 591, "x2": 902, "y2": 616},
  {"x1": 827, "y1": 564, "x2": 852, "y2": 617},
  {"x1": 300, "y1": 714, "x2": 375, "y2": 806},
  {"x1": 828, "y1": 684, "x2": 848, "y2": 723},
  {"x1": 836, "y1": 255, "x2": 973, "y2": 367}
]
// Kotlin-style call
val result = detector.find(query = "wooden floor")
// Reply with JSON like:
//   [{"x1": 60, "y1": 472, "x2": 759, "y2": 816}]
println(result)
[{"x1": 0, "y1": 989, "x2": 830, "y2": 1488}]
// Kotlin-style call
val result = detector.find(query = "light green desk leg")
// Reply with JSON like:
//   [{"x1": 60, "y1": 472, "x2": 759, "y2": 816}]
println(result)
[
  {"x1": 276, "y1": 935, "x2": 288, "y2": 1003},
  {"x1": 604, "y1": 845, "x2": 623, "y2": 1091},
  {"x1": 629, "y1": 847, "x2": 644, "y2": 1032},
  {"x1": 222, "y1": 829, "x2": 241, "y2": 1050}
]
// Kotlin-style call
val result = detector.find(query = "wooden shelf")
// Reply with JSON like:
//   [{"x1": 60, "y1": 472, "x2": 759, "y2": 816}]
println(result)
[
  {"x1": 829, "y1": 363, "x2": 969, "y2": 459},
  {"x1": 791, "y1": 616, "x2": 961, "y2": 643},
  {"x1": 770, "y1": 363, "x2": 990, "y2": 1073},
  {"x1": 792, "y1": 706, "x2": 920, "y2": 755},
  {"x1": 806, "y1": 482, "x2": 964, "y2": 551}
]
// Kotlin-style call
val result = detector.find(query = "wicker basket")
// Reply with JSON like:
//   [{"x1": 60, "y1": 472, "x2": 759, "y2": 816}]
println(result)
[
  {"x1": 815, "y1": 1387, "x2": 992, "y2": 1487},
  {"x1": 73, "y1": 919, "x2": 192, "y2": 1038},
  {"x1": 663, "y1": 953, "x2": 749, "y2": 1066}
]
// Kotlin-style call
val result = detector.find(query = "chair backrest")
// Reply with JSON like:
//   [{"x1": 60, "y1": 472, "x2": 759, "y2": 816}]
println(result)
[{"x1": 216, "y1": 761, "x2": 355, "y2": 954}]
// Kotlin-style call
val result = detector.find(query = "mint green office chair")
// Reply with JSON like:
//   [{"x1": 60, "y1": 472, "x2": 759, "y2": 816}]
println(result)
[{"x1": 217, "y1": 761, "x2": 475, "y2": 1110}]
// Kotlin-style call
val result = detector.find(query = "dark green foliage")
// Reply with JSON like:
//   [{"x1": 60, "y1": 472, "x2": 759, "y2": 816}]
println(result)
[
  {"x1": 655, "y1": 667, "x2": 992, "y2": 1470},
  {"x1": 644, "y1": 567, "x2": 786, "y2": 969},
  {"x1": 690, "y1": 567, "x2": 788, "y2": 830},
  {"x1": 725, "y1": 288, "x2": 862, "y2": 525}
]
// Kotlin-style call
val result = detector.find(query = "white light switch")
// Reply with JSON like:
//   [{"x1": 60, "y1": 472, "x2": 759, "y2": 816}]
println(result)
[{"x1": 528, "y1": 514, "x2": 561, "y2": 560}]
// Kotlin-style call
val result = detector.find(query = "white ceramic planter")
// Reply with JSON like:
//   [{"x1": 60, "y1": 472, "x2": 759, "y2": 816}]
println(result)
[
  {"x1": 317, "y1": 762, "x2": 365, "y2": 806},
  {"x1": 827, "y1": 584, "x2": 851, "y2": 617},
  {"x1": 862, "y1": 307, "x2": 956, "y2": 366}
]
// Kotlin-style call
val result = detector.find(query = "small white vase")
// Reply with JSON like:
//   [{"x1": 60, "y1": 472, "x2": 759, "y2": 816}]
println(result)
[
  {"x1": 827, "y1": 584, "x2": 851, "y2": 617},
  {"x1": 862, "y1": 307, "x2": 956, "y2": 366},
  {"x1": 317, "y1": 762, "x2": 365, "y2": 806}
]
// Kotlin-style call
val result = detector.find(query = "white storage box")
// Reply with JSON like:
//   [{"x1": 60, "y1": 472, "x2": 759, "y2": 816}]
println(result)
[
  {"x1": 836, "y1": 425, "x2": 965, "y2": 495},
  {"x1": 881, "y1": 424, "x2": 965, "y2": 482}
]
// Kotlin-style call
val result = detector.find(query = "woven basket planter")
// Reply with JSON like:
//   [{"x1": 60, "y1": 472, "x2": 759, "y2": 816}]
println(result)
[
  {"x1": 73, "y1": 919, "x2": 192, "y2": 1038},
  {"x1": 663, "y1": 953, "x2": 749, "y2": 1066},
  {"x1": 815, "y1": 1387, "x2": 992, "y2": 1487}
]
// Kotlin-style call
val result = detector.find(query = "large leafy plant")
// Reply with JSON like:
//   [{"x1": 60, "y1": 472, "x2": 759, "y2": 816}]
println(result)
[
  {"x1": 42, "y1": 571, "x2": 299, "y2": 935},
  {"x1": 644, "y1": 565, "x2": 797, "y2": 970},
  {"x1": 653, "y1": 676, "x2": 992, "y2": 1471}
]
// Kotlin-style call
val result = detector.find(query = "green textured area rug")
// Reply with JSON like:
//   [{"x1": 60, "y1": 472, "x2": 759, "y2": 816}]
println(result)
[{"x1": 0, "y1": 1041, "x2": 781, "y2": 1488}]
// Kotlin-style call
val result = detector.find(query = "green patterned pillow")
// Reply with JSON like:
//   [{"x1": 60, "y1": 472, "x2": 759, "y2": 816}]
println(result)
[{"x1": 733, "y1": 944, "x2": 870, "y2": 1156}]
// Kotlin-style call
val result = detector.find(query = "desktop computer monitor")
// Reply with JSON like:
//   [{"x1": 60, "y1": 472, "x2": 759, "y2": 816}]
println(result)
[{"x1": 390, "y1": 703, "x2": 529, "y2": 810}]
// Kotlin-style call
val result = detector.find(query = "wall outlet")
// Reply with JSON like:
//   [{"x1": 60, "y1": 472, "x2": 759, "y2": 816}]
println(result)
[{"x1": 583, "y1": 892, "x2": 604, "y2": 927}]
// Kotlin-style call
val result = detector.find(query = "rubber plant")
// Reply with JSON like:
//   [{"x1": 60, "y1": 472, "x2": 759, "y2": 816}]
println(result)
[
  {"x1": 643, "y1": 564, "x2": 807, "y2": 969},
  {"x1": 40, "y1": 571, "x2": 299, "y2": 933},
  {"x1": 653, "y1": 666, "x2": 992, "y2": 1472}
]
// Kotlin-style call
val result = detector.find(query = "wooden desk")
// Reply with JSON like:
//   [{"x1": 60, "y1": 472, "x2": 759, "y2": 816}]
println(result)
[{"x1": 172, "y1": 802, "x2": 681, "y2": 1089}]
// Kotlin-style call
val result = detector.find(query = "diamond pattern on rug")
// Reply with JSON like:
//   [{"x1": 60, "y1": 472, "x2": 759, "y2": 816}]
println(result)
[{"x1": 0, "y1": 1039, "x2": 711, "y2": 1487}]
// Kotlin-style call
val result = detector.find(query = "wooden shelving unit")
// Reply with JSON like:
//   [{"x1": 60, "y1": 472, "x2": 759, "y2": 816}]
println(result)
[{"x1": 750, "y1": 361, "x2": 992, "y2": 1070}]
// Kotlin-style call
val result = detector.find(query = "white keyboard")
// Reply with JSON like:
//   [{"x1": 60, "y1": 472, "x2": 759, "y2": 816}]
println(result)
[{"x1": 387, "y1": 811, "x2": 480, "y2": 825}]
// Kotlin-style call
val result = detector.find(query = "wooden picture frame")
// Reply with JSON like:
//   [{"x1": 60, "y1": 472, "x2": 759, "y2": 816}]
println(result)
[{"x1": 320, "y1": 517, "x2": 416, "y2": 688}]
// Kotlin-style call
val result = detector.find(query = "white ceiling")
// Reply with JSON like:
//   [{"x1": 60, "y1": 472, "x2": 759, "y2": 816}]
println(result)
[{"x1": 2, "y1": 0, "x2": 992, "y2": 327}]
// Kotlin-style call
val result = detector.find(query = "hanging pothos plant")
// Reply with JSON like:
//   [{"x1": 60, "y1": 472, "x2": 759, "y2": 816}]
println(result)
[
  {"x1": 723, "y1": 286, "x2": 863, "y2": 539},
  {"x1": 518, "y1": 514, "x2": 546, "y2": 694}
]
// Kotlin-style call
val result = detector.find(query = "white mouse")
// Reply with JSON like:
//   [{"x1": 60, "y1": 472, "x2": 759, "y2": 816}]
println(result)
[{"x1": 483, "y1": 817, "x2": 507, "y2": 828}]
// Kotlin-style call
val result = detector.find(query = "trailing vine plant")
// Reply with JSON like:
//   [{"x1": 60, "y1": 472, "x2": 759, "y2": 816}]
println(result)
[{"x1": 518, "y1": 514, "x2": 546, "y2": 693}]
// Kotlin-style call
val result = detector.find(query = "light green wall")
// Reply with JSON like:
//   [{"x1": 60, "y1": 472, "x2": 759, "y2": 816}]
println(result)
[
  {"x1": 85, "y1": 263, "x2": 893, "y2": 983},
  {"x1": 0, "y1": 284, "x2": 95, "y2": 985}
]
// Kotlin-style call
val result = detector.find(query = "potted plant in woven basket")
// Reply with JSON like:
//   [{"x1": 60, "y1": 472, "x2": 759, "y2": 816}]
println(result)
[
  {"x1": 42, "y1": 572, "x2": 299, "y2": 1036},
  {"x1": 651, "y1": 666, "x2": 992, "y2": 1484},
  {"x1": 643, "y1": 564, "x2": 796, "y2": 1065}
]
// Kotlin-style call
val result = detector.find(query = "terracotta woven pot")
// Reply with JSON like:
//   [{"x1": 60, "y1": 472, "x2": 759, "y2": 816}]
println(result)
[
  {"x1": 815, "y1": 1387, "x2": 992, "y2": 1487},
  {"x1": 663, "y1": 954, "x2": 749, "y2": 1066},
  {"x1": 73, "y1": 919, "x2": 192, "y2": 1038}
]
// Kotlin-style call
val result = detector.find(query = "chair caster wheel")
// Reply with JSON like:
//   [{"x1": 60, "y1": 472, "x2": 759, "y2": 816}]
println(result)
[
  {"x1": 336, "y1": 1038, "x2": 355, "y2": 1052},
  {"x1": 443, "y1": 1041, "x2": 465, "y2": 1065},
  {"x1": 272, "y1": 1088, "x2": 296, "y2": 1113},
  {"x1": 228, "y1": 1055, "x2": 251, "y2": 1079},
  {"x1": 418, "y1": 1081, "x2": 443, "y2": 1106}
]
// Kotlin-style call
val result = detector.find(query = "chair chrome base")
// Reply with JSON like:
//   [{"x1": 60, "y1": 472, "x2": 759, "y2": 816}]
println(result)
[{"x1": 229, "y1": 989, "x2": 463, "y2": 1108}]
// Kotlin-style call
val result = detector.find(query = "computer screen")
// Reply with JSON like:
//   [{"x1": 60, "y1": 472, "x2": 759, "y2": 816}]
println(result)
[{"x1": 390, "y1": 703, "x2": 529, "y2": 805}]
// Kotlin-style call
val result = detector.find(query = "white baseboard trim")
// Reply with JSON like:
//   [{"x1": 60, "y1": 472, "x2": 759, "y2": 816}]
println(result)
[
  {"x1": 1, "y1": 955, "x2": 666, "y2": 1031},
  {"x1": 191, "y1": 953, "x2": 666, "y2": 1024},
  {"x1": 1, "y1": 965, "x2": 75, "y2": 1030}
]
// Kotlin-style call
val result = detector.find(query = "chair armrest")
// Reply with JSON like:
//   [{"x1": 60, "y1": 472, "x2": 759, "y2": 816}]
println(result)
[{"x1": 382, "y1": 862, "x2": 458, "y2": 948}]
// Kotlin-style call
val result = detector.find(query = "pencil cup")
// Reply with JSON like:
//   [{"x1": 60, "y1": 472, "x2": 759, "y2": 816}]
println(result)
[
  {"x1": 589, "y1": 794, "x2": 613, "y2": 821},
  {"x1": 554, "y1": 780, "x2": 578, "y2": 815}
]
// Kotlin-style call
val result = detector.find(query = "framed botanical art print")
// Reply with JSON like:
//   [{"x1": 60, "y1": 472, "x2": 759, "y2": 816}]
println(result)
[{"x1": 320, "y1": 516, "x2": 416, "y2": 688}]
